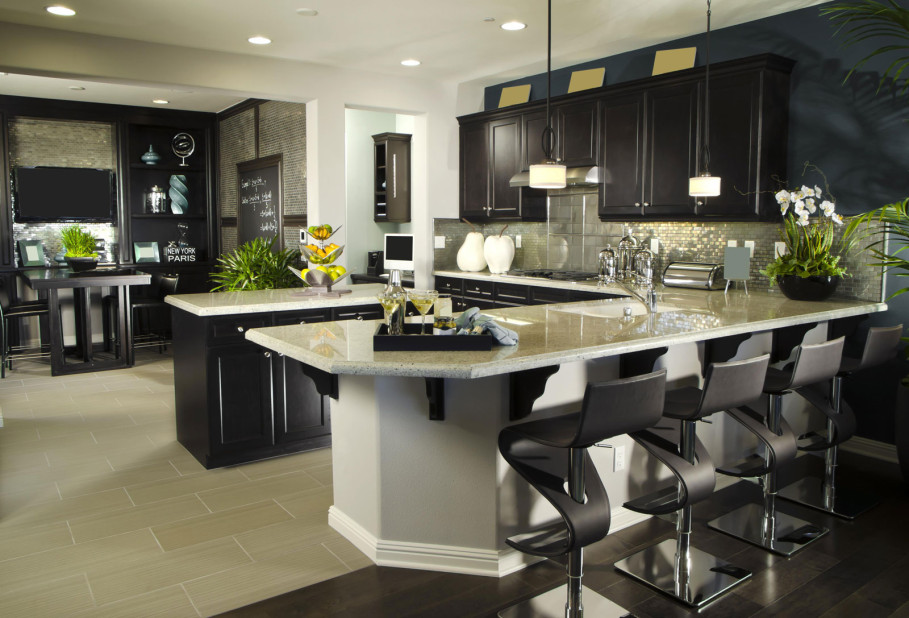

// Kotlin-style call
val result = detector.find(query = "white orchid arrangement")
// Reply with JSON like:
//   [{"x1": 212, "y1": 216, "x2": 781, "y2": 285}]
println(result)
[{"x1": 762, "y1": 165, "x2": 848, "y2": 284}]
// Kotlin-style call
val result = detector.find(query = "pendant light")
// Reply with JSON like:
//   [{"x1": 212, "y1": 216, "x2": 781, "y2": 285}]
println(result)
[
  {"x1": 689, "y1": 0, "x2": 721, "y2": 197},
  {"x1": 529, "y1": 0, "x2": 567, "y2": 189}
]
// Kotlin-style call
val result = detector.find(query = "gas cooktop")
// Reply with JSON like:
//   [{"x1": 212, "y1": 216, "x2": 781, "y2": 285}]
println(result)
[{"x1": 503, "y1": 269, "x2": 599, "y2": 282}]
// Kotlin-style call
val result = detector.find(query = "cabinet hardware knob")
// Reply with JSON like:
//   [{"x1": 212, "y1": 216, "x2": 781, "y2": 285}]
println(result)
[
  {"x1": 643, "y1": 202, "x2": 650, "y2": 207},
  {"x1": 634, "y1": 202, "x2": 641, "y2": 207},
  {"x1": 236, "y1": 326, "x2": 245, "y2": 333},
  {"x1": 263, "y1": 351, "x2": 271, "y2": 358},
  {"x1": 356, "y1": 315, "x2": 364, "y2": 321}
]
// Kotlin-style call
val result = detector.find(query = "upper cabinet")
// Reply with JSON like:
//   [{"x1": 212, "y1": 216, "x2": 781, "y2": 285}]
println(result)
[
  {"x1": 373, "y1": 132, "x2": 411, "y2": 223},
  {"x1": 458, "y1": 53, "x2": 793, "y2": 223}
]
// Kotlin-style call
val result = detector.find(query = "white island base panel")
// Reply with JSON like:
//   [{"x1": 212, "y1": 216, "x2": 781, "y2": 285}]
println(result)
[{"x1": 322, "y1": 353, "x2": 761, "y2": 577}]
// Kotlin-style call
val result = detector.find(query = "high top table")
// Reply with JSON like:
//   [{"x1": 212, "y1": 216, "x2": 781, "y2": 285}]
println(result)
[{"x1": 19, "y1": 268, "x2": 151, "y2": 375}]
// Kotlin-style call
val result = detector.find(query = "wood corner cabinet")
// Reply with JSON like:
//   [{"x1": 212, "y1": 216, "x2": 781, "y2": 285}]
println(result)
[{"x1": 373, "y1": 132, "x2": 411, "y2": 223}]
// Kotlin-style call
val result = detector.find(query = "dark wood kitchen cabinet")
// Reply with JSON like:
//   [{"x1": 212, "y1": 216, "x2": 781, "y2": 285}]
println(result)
[
  {"x1": 556, "y1": 100, "x2": 598, "y2": 167},
  {"x1": 459, "y1": 120, "x2": 490, "y2": 219},
  {"x1": 175, "y1": 304, "x2": 393, "y2": 468},
  {"x1": 373, "y1": 132, "x2": 411, "y2": 223},
  {"x1": 600, "y1": 81, "x2": 698, "y2": 218}
]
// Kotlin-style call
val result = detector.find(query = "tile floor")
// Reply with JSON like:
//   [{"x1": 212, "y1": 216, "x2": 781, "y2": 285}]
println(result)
[{"x1": 0, "y1": 349, "x2": 370, "y2": 617}]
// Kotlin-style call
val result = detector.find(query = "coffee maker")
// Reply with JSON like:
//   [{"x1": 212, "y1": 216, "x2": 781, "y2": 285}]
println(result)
[{"x1": 367, "y1": 251, "x2": 384, "y2": 275}]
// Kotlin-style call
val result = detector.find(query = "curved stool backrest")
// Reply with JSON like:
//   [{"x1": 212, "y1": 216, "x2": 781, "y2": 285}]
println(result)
[
  {"x1": 698, "y1": 354, "x2": 771, "y2": 417},
  {"x1": 854, "y1": 324, "x2": 902, "y2": 372},
  {"x1": 786, "y1": 336, "x2": 845, "y2": 391},
  {"x1": 573, "y1": 369, "x2": 667, "y2": 447}
]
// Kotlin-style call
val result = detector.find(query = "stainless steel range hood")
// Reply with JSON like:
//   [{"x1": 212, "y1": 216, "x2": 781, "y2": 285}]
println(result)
[{"x1": 509, "y1": 166, "x2": 601, "y2": 188}]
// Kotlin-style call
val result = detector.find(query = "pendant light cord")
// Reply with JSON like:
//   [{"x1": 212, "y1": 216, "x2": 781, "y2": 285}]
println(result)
[
  {"x1": 542, "y1": 0, "x2": 554, "y2": 161},
  {"x1": 703, "y1": 0, "x2": 712, "y2": 175}
]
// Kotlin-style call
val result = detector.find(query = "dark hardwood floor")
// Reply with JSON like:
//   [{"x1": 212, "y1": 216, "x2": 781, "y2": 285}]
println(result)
[{"x1": 219, "y1": 452, "x2": 909, "y2": 617}]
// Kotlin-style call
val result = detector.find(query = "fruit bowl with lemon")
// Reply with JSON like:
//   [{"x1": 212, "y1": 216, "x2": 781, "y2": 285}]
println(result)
[{"x1": 302, "y1": 224, "x2": 344, "y2": 264}]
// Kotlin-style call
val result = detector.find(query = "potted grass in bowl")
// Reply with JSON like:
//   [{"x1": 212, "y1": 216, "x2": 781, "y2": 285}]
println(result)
[{"x1": 61, "y1": 225, "x2": 99, "y2": 272}]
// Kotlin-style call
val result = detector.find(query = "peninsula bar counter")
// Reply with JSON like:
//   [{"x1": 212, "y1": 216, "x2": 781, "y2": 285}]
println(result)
[{"x1": 245, "y1": 289, "x2": 885, "y2": 577}]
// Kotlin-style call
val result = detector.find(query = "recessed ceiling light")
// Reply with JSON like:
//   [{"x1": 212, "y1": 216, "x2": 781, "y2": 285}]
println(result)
[
  {"x1": 248, "y1": 36, "x2": 272, "y2": 45},
  {"x1": 69, "y1": 86, "x2": 85, "y2": 91},
  {"x1": 296, "y1": 8, "x2": 318, "y2": 17},
  {"x1": 45, "y1": 5, "x2": 76, "y2": 16},
  {"x1": 401, "y1": 59, "x2": 421, "y2": 67},
  {"x1": 483, "y1": 17, "x2": 495, "y2": 23},
  {"x1": 152, "y1": 99, "x2": 169, "y2": 105},
  {"x1": 501, "y1": 21, "x2": 527, "y2": 31}
]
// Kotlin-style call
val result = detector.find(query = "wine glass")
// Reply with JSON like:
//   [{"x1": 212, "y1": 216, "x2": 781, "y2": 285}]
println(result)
[
  {"x1": 377, "y1": 290, "x2": 405, "y2": 335},
  {"x1": 407, "y1": 290, "x2": 439, "y2": 335}
]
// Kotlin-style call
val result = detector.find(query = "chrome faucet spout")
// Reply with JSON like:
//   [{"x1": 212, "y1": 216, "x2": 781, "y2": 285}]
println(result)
[{"x1": 617, "y1": 281, "x2": 657, "y2": 313}]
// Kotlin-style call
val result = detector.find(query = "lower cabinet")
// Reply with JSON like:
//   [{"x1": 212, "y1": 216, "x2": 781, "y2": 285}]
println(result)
[
  {"x1": 436, "y1": 276, "x2": 623, "y2": 310},
  {"x1": 174, "y1": 303, "x2": 377, "y2": 469}
]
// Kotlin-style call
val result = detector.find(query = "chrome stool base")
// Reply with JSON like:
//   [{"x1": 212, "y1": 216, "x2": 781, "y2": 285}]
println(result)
[
  {"x1": 614, "y1": 538, "x2": 751, "y2": 608},
  {"x1": 707, "y1": 502, "x2": 828, "y2": 556},
  {"x1": 498, "y1": 584, "x2": 632, "y2": 618},
  {"x1": 777, "y1": 476, "x2": 878, "y2": 520}
]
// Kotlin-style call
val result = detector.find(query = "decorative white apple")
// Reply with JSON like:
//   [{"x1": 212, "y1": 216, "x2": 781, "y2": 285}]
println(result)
[
  {"x1": 456, "y1": 219, "x2": 487, "y2": 272},
  {"x1": 484, "y1": 225, "x2": 515, "y2": 274}
]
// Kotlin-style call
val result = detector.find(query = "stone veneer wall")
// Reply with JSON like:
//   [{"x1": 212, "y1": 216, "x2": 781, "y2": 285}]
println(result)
[
  {"x1": 218, "y1": 101, "x2": 307, "y2": 255},
  {"x1": 434, "y1": 189, "x2": 885, "y2": 301},
  {"x1": 9, "y1": 118, "x2": 118, "y2": 265}
]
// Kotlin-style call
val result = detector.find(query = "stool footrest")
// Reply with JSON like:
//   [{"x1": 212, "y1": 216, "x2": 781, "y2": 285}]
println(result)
[
  {"x1": 717, "y1": 406, "x2": 797, "y2": 478},
  {"x1": 624, "y1": 485, "x2": 683, "y2": 515},
  {"x1": 795, "y1": 382, "x2": 856, "y2": 449},
  {"x1": 505, "y1": 521, "x2": 570, "y2": 557},
  {"x1": 716, "y1": 453, "x2": 770, "y2": 478}
]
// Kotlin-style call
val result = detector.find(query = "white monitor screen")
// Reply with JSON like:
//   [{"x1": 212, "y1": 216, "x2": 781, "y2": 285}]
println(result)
[{"x1": 383, "y1": 234, "x2": 414, "y2": 271}]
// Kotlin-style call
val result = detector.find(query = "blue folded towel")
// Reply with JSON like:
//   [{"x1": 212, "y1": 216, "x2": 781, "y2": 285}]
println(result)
[{"x1": 454, "y1": 307, "x2": 519, "y2": 346}]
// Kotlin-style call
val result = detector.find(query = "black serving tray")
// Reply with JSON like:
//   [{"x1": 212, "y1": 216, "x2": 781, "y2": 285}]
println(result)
[{"x1": 373, "y1": 323, "x2": 493, "y2": 351}]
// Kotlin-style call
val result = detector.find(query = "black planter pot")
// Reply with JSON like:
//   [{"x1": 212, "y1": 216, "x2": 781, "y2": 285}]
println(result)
[
  {"x1": 777, "y1": 274, "x2": 840, "y2": 301},
  {"x1": 65, "y1": 256, "x2": 99, "y2": 272}
]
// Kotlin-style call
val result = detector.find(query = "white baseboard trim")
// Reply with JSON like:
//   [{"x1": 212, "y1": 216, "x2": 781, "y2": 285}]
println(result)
[
  {"x1": 328, "y1": 504, "x2": 652, "y2": 578},
  {"x1": 840, "y1": 436, "x2": 898, "y2": 464}
]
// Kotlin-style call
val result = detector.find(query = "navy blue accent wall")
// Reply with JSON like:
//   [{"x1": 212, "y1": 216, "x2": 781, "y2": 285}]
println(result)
[{"x1": 485, "y1": 1, "x2": 909, "y2": 446}]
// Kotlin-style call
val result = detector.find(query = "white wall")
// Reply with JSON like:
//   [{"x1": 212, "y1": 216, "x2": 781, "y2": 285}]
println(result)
[{"x1": 0, "y1": 22, "x2": 461, "y2": 285}]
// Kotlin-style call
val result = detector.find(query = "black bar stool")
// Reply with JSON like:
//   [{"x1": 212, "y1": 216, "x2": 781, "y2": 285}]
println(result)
[
  {"x1": 708, "y1": 336, "x2": 845, "y2": 556},
  {"x1": 615, "y1": 354, "x2": 769, "y2": 607},
  {"x1": 497, "y1": 370, "x2": 667, "y2": 618},
  {"x1": 778, "y1": 324, "x2": 902, "y2": 518}
]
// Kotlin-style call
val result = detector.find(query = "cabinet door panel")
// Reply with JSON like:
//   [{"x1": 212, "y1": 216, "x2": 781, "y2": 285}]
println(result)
[
  {"x1": 331, "y1": 305, "x2": 384, "y2": 321},
  {"x1": 522, "y1": 111, "x2": 549, "y2": 171},
  {"x1": 489, "y1": 117, "x2": 521, "y2": 218},
  {"x1": 208, "y1": 344, "x2": 274, "y2": 453},
  {"x1": 696, "y1": 72, "x2": 759, "y2": 217},
  {"x1": 460, "y1": 122, "x2": 489, "y2": 218},
  {"x1": 274, "y1": 356, "x2": 330, "y2": 444},
  {"x1": 557, "y1": 100, "x2": 598, "y2": 166},
  {"x1": 600, "y1": 94, "x2": 645, "y2": 217},
  {"x1": 644, "y1": 83, "x2": 698, "y2": 216}
]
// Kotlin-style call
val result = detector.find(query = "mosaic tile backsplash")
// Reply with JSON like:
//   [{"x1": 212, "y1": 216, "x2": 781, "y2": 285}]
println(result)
[{"x1": 434, "y1": 189, "x2": 885, "y2": 301}]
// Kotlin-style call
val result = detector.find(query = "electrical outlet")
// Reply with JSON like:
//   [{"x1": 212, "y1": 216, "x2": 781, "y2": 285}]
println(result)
[
  {"x1": 434, "y1": 235, "x2": 445, "y2": 249},
  {"x1": 775, "y1": 242, "x2": 788, "y2": 258},
  {"x1": 744, "y1": 240, "x2": 755, "y2": 257},
  {"x1": 650, "y1": 238, "x2": 659, "y2": 253},
  {"x1": 515, "y1": 235, "x2": 522, "y2": 248},
  {"x1": 727, "y1": 240, "x2": 738, "y2": 247},
  {"x1": 299, "y1": 230, "x2": 306, "y2": 243},
  {"x1": 614, "y1": 445, "x2": 626, "y2": 472}
]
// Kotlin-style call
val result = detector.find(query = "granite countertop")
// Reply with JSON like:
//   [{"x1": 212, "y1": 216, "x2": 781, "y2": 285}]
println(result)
[
  {"x1": 433, "y1": 269, "x2": 628, "y2": 294},
  {"x1": 165, "y1": 283, "x2": 387, "y2": 317},
  {"x1": 245, "y1": 288, "x2": 887, "y2": 380}
]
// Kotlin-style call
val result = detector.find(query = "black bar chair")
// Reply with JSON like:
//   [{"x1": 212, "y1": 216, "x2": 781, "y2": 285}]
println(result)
[
  {"x1": 708, "y1": 336, "x2": 845, "y2": 556},
  {"x1": 778, "y1": 324, "x2": 902, "y2": 518},
  {"x1": 615, "y1": 354, "x2": 769, "y2": 607},
  {"x1": 497, "y1": 370, "x2": 667, "y2": 618},
  {"x1": 103, "y1": 272, "x2": 179, "y2": 356},
  {"x1": 1, "y1": 278, "x2": 49, "y2": 378}
]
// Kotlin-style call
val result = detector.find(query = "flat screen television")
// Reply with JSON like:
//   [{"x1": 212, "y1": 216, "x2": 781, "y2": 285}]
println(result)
[{"x1": 13, "y1": 166, "x2": 116, "y2": 223}]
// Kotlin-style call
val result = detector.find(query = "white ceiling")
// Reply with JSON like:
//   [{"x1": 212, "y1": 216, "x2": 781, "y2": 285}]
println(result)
[{"x1": 0, "y1": 0, "x2": 829, "y2": 112}]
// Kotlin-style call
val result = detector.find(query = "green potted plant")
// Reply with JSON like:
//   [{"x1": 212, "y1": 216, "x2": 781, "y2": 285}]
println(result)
[
  {"x1": 824, "y1": 0, "x2": 909, "y2": 484},
  {"x1": 211, "y1": 236, "x2": 303, "y2": 291},
  {"x1": 761, "y1": 164, "x2": 848, "y2": 301},
  {"x1": 60, "y1": 225, "x2": 99, "y2": 271}
]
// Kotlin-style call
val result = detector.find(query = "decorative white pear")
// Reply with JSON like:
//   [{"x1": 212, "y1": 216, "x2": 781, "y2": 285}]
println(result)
[
  {"x1": 456, "y1": 219, "x2": 487, "y2": 272},
  {"x1": 484, "y1": 225, "x2": 515, "y2": 274}
]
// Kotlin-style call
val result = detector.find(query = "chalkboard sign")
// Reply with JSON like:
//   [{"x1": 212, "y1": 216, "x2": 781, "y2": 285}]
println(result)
[{"x1": 237, "y1": 154, "x2": 283, "y2": 248}]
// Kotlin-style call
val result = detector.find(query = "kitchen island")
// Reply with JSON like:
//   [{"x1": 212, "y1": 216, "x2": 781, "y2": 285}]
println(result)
[
  {"x1": 166, "y1": 284, "x2": 389, "y2": 468},
  {"x1": 245, "y1": 289, "x2": 886, "y2": 577}
]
